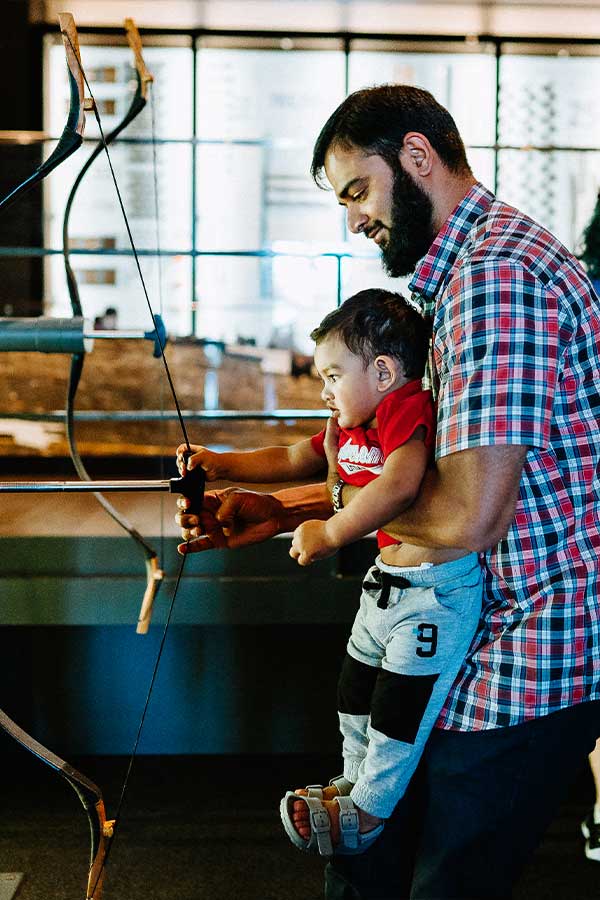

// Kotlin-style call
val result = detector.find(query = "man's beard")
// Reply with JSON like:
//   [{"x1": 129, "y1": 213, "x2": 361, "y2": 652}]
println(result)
[{"x1": 380, "y1": 165, "x2": 435, "y2": 278}]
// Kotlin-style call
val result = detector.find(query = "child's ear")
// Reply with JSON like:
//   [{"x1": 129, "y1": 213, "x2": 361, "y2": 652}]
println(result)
[{"x1": 373, "y1": 355, "x2": 400, "y2": 391}]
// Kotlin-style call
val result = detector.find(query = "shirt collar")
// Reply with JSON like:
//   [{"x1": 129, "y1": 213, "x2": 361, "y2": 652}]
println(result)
[
  {"x1": 376, "y1": 378, "x2": 424, "y2": 416},
  {"x1": 408, "y1": 182, "x2": 495, "y2": 314}
]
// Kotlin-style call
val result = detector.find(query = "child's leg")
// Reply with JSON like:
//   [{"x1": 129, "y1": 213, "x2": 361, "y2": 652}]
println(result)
[
  {"x1": 338, "y1": 564, "x2": 389, "y2": 783},
  {"x1": 282, "y1": 557, "x2": 482, "y2": 855},
  {"x1": 295, "y1": 564, "x2": 386, "y2": 800},
  {"x1": 350, "y1": 553, "x2": 483, "y2": 819}
]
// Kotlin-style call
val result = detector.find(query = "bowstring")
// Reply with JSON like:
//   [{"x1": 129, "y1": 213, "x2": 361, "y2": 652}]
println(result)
[
  {"x1": 62, "y1": 34, "x2": 195, "y2": 899},
  {"x1": 150, "y1": 74, "x2": 167, "y2": 574}
]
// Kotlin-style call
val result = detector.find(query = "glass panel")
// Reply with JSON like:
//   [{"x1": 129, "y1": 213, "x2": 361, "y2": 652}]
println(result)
[
  {"x1": 497, "y1": 150, "x2": 600, "y2": 252},
  {"x1": 44, "y1": 37, "x2": 194, "y2": 334},
  {"x1": 195, "y1": 143, "x2": 344, "y2": 251},
  {"x1": 45, "y1": 249, "x2": 192, "y2": 334},
  {"x1": 194, "y1": 44, "x2": 346, "y2": 354},
  {"x1": 46, "y1": 39, "x2": 193, "y2": 139},
  {"x1": 468, "y1": 148, "x2": 496, "y2": 190},
  {"x1": 499, "y1": 50, "x2": 600, "y2": 149},
  {"x1": 44, "y1": 141, "x2": 192, "y2": 327},
  {"x1": 195, "y1": 253, "x2": 340, "y2": 357},
  {"x1": 341, "y1": 255, "x2": 413, "y2": 306},
  {"x1": 196, "y1": 143, "x2": 264, "y2": 251},
  {"x1": 196, "y1": 46, "x2": 345, "y2": 143},
  {"x1": 45, "y1": 142, "x2": 192, "y2": 250},
  {"x1": 270, "y1": 253, "x2": 341, "y2": 355},
  {"x1": 195, "y1": 256, "x2": 265, "y2": 344},
  {"x1": 195, "y1": 45, "x2": 346, "y2": 247},
  {"x1": 348, "y1": 48, "x2": 497, "y2": 146}
]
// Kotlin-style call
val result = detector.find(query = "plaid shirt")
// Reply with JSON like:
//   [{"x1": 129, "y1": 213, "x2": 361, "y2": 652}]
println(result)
[{"x1": 409, "y1": 182, "x2": 600, "y2": 730}]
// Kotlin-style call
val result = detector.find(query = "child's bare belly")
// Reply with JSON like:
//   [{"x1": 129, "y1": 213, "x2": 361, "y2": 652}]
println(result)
[{"x1": 380, "y1": 541, "x2": 470, "y2": 568}]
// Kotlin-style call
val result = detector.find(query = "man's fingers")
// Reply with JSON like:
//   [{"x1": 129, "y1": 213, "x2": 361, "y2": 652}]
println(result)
[
  {"x1": 177, "y1": 528, "x2": 229, "y2": 555},
  {"x1": 177, "y1": 535, "x2": 213, "y2": 555},
  {"x1": 175, "y1": 513, "x2": 200, "y2": 529}
]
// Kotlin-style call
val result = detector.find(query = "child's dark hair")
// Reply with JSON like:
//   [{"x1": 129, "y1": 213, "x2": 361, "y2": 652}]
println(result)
[{"x1": 310, "y1": 289, "x2": 431, "y2": 379}]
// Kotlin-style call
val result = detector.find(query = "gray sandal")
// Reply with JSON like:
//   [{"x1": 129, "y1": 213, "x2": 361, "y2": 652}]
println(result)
[
  {"x1": 302, "y1": 774, "x2": 353, "y2": 800},
  {"x1": 279, "y1": 791, "x2": 384, "y2": 857}
]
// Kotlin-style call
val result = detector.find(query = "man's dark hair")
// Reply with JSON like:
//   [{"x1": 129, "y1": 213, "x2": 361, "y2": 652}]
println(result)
[
  {"x1": 311, "y1": 84, "x2": 471, "y2": 185},
  {"x1": 310, "y1": 289, "x2": 431, "y2": 379}
]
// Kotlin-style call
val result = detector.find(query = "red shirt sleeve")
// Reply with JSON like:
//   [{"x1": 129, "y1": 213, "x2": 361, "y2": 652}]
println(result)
[{"x1": 376, "y1": 387, "x2": 436, "y2": 459}]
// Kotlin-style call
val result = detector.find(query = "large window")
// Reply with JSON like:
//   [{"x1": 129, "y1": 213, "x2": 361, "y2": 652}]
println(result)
[
  {"x1": 45, "y1": 36, "x2": 193, "y2": 332},
  {"x1": 40, "y1": 32, "x2": 600, "y2": 351},
  {"x1": 194, "y1": 37, "x2": 346, "y2": 352},
  {"x1": 497, "y1": 44, "x2": 600, "y2": 249}
]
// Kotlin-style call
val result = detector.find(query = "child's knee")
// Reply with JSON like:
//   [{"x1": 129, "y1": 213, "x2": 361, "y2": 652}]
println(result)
[
  {"x1": 371, "y1": 669, "x2": 439, "y2": 742},
  {"x1": 338, "y1": 654, "x2": 379, "y2": 714}
]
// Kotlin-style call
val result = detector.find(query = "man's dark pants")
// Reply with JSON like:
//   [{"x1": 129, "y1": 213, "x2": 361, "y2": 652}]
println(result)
[{"x1": 325, "y1": 700, "x2": 600, "y2": 900}]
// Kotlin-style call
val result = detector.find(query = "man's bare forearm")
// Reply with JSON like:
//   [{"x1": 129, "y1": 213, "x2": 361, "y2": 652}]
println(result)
[
  {"x1": 378, "y1": 468, "x2": 459, "y2": 548},
  {"x1": 339, "y1": 473, "x2": 452, "y2": 548},
  {"x1": 272, "y1": 482, "x2": 332, "y2": 532},
  {"x1": 344, "y1": 445, "x2": 528, "y2": 552}
]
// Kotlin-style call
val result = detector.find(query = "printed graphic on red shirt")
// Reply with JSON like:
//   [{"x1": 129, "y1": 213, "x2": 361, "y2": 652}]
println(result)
[{"x1": 337, "y1": 435, "x2": 385, "y2": 477}]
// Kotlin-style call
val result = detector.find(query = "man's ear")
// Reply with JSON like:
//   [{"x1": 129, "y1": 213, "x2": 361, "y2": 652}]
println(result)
[
  {"x1": 400, "y1": 132, "x2": 433, "y2": 177},
  {"x1": 373, "y1": 355, "x2": 401, "y2": 392}
]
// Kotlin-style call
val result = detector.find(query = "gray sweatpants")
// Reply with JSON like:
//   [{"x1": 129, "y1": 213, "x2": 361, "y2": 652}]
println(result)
[{"x1": 338, "y1": 552, "x2": 483, "y2": 819}]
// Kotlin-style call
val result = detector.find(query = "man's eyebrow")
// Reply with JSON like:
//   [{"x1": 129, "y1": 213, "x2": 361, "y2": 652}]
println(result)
[{"x1": 338, "y1": 177, "x2": 363, "y2": 203}]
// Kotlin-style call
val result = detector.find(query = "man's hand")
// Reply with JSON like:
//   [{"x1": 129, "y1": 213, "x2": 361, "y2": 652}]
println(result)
[
  {"x1": 175, "y1": 487, "x2": 285, "y2": 555},
  {"x1": 289, "y1": 519, "x2": 338, "y2": 566},
  {"x1": 323, "y1": 413, "x2": 340, "y2": 471}
]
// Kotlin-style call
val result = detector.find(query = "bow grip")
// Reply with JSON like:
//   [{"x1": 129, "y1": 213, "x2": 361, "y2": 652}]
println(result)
[
  {"x1": 144, "y1": 313, "x2": 167, "y2": 358},
  {"x1": 169, "y1": 460, "x2": 206, "y2": 519}
]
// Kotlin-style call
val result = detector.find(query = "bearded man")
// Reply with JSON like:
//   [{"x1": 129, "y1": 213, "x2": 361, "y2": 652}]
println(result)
[{"x1": 178, "y1": 85, "x2": 600, "y2": 900}]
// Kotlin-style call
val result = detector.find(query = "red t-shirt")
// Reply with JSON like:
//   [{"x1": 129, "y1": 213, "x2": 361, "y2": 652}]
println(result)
[{"x1": 311, "y1": 379, "x2": 435, "y2": 547}]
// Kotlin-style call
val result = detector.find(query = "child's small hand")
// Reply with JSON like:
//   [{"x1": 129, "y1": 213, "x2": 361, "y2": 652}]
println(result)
[
  {"x1": 289, "y1": 519, "x2": 338, "y2": 566},
  {"x1": 175, "y1": 443, "x2": 226, "y2": 481}
]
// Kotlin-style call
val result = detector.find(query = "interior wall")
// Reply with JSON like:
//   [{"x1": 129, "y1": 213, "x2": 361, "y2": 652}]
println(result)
[
  {"x1": 37, "y1": 0, "x2": 600, "y2": 39},
  {"x1": 0, "y1": 531, "x2": 375, "y2": 754}
]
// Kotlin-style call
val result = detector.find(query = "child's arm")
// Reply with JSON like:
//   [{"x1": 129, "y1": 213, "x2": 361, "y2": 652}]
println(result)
[
  {"x1": 176, "y1": 438, "x2": 325, "y2": 484},
  {"x1": 290, "y1": 432, "x2": 428, "y2": 566}
]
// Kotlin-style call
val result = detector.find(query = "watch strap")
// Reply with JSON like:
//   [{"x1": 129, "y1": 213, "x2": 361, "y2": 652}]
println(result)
[{"x1": 331, "y1": 479, "x2": 344, "y2": 514}]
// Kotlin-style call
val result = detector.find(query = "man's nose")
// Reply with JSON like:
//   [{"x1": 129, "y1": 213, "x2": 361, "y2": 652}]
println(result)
[
  {"x1": 347, "y1": 206, "x2": 368, "y2": 235},
  {"x1": 321, "y1": 384, "x2": 332, "y2": 402}
]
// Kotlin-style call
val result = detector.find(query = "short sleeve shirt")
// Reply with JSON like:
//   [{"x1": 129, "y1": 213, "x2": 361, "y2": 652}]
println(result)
[
  {"x1": 311, "y1": 379, "x2": 435, "y2": 547},
  {"x1": 409, "y1": 182, "x2": 600, "y2": 730}
]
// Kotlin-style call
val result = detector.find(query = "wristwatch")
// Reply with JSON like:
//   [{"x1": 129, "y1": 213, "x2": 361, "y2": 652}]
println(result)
[{"x1": 331, "y1": 479, "x2": 345, "y2": 514}]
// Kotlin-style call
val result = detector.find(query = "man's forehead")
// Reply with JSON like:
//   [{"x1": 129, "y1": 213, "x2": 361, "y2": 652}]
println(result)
[
  {"x1": 324, "y1": 146, "x2": 389, "y2": 194},
  {"x1": 325, "y1": 145, "x2": 366, "y2": 180}
]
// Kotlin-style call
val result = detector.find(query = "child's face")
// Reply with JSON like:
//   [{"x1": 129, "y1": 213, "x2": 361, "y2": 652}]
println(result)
[{"x1": 314, "y1": 334, "x2": 380, "y2": 429}]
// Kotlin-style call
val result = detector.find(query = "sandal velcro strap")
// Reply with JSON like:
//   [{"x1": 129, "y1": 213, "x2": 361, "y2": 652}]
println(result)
[
  {"x1": 305, "y1": 796, "x2": 333, "y2": 855},
  {"x1": 305, "y1": 784, "x2": 325, "y2": 799},
  {"x1": 329, "y1": 775, "x2": 352, "y2": 795},
  {"x1": 335, "y1": 796, "x2": 359, "y2": 850}
]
